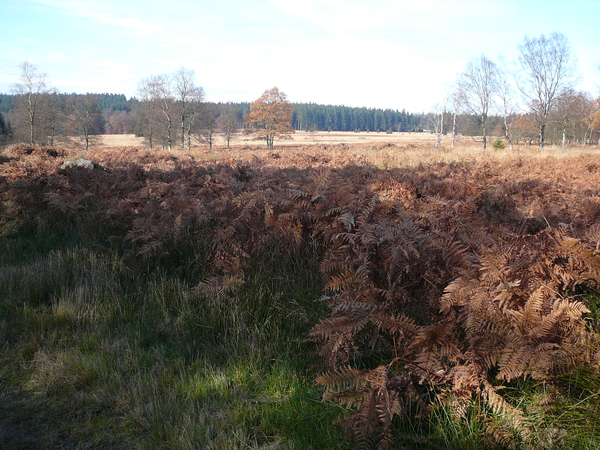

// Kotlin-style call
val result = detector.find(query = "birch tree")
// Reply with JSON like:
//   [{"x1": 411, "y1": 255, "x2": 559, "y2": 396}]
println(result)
[
  {"x1": 38, "y1": 89, "x2": 64, "y2": 146},
  {"x1": 194, "y1": 103, "x2": 217, "y2": 149},
  {"x1": 550, "y1": 89, "x2": 593, "y2": 148},
  {"x1": 10, "y1": 61, "x2": 50, "y2": 145},
  {"x1": 496, "y1": 68, "x2": 519, "y2": 150},
  {"x1": 173, "y1": 67, "x2": 204, "y2": 151},
  {"x1": 447, "y1": 86, "x2": 466, "y2": 148},
  {"x1": 138, "y1": 69, "x2": 204, "y2": 151},
  {"x1": 517, "y1": 32, "x2": 576, "y2": 148},
  {"x1": 458, "y1": 55, "x2": 499, "y2": 149},
  {"x1": 428, "y1": 103, "x2": 445, "y2": 148},
  {"x1": 154, "y1": 75, "x2": 176, "y2": 151},
  {"x1": 137, "y1": 76, "x2": 164, "y2": 150},
  {"x1": 137, "y1": 74, "x2": 176, "y2": 151}
]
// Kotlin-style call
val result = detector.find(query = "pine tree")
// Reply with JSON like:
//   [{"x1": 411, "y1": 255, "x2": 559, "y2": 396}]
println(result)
[{"x1": 0, "y1": 112, "x2": 11, "y2": 144}]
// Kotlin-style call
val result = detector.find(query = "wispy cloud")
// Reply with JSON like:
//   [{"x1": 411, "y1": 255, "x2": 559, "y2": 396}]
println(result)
[
  {"x1": 267, "y1": 0, "x2": 501, "y2": 35},
  {"x1": 28, "y1": 0, "x2": 163, "y2": 35},
  {"x1": 2, "y1": 0, "x2": 596, "y2": 109}
]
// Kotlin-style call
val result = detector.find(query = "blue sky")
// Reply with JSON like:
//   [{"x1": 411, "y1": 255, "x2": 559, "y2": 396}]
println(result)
[{"x1": 0, "y1": 0, "x2": 598, "y2": 111}]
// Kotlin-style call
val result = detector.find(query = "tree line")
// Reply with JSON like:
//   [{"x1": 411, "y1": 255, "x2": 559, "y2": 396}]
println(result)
[
  {"x1": 210, "y1": 102, "x2": 425, "y2": 133},
  {"x1": 2, "y1": 33, "x2": 599, "y2": 150},
  {"x1": 0, "y1": 91, "x2": 425, "y2": 151},
  {"x1": 433, "y1": 32, "x2": 600, "y2": 149},
  {"x1": 0, "y1": 62, "x2": 429, "y2": 149},
  {"x1": 291, "y1": 103, "x2": 423, "y2": 132},
  {"x1": 0, "y1": 84, "x2": 141, "y2": 149}
]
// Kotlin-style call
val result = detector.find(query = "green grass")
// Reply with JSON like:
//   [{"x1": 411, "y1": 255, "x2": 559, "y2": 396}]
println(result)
[
  {"x1": 0, "y1": 235, "x2": 349, "y2": 449},
  {"x1": 2, "y1": 219, "x2": 600, "y2": 449}
]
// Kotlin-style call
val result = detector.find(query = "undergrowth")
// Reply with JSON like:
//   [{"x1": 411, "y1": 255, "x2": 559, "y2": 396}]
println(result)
[
  {"x1": 1, "y1": 142, "x2": 600, "y2": 449},
  {"x1": 0, "y1": 243, "x2": 346, "y2": 449}
]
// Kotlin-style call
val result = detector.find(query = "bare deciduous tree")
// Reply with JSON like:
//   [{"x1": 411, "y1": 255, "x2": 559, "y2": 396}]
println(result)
[
  {"x1": 590, "y1": 97, "x2": 600, "y2": 146},
  {"x1": 136, "y1": 76, "x2": 163, "y2": 150},
  {"x1": 517, "y1": 32, "x2": 576, "y2": 148},
  {"x1": 154, "y1": 75, "x2": 177, "y2": 151},
  {"x1": 66, "y1": 94, "x2": 102, "y2": 151},
  {"x1": 512, "y1": 115, "x2": 538, "y2": 146},
  {"x1": 458, "y1": 55, "x2": 499, "y2": 149},
  {"x1": 550, "y1": 89, "x2": 593, "y2": 148},
  {"x1": 137, "y1": 74, "x2": 176, "y2": 151},
  {"x1": 217, "y1": 104, "x2": 240, "y2": 149},
  {"x1": 446, "y1": 86, "x2": 466, "y2": 148},
  {"x1": 137, "y1": 69, "x2": 204, "y2": 151},
  {"x1": 496, "y1": 67, "x2": 519, "y2": 150},
  {"x1": 105, "y1": 110, "x2": 136, "y2": 135},
  {"x1": 173, "y1": 67, "x2": 204, "y2": 151},
  {"x1": 38, "y1": 89, "x2": 64, "y2": 146},
  {"x1": 10, "y1": 61, "x2": 50, "y2": 145},
  {"x1": 428, "y1": 103, "x2": 445, "y2": 148},
  {"x1": 194, "y1": 103, "x2": 218, "y2": 150}
]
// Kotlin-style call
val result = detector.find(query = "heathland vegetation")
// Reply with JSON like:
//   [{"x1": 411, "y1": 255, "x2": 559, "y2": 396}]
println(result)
[
  {"x1": 1, "y1": 31, "x2": 600, "y2": 449},
  {"x1": 2, "y1": 139, "x2": 600, "y2": 449}
]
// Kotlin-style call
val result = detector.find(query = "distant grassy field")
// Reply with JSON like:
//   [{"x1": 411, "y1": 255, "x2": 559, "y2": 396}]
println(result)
[
  {"x1": 1, "y1": 140, "x2": 600, "y2": 449},
  {"x1": 99, "y1": 131, "x2": 451, "y2": 148},
  {"x1": 100, "y1": 132, "x2": 600, "y2": 167}
]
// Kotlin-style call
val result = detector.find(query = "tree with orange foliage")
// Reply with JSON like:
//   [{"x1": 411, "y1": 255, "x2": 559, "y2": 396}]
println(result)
[{"x1": 244, "y1": 87, "x2": 294, "y2": 149}]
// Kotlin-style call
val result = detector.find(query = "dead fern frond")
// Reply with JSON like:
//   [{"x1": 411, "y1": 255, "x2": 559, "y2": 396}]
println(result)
[
  {"x1": 316, "y1": 366, "x2": 368, "y2": 392},
  {"x1": 482, "y1": 380, "x2": 530, "y2": 442},
  {"x1": 326, "y1": 269, "x2": 363, "y2": 292},
  {"x1": 317, "y1": 365, "x2": 404, "y2": 450}
]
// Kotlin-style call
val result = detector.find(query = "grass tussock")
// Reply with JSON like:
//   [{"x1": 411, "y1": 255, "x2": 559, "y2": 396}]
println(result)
[
  {"x1": 1, "y1": 140, "x2": 600, "y2": 449},
  {"x1": 0, "y1": 245, "x2": 344, "y2": 449}
]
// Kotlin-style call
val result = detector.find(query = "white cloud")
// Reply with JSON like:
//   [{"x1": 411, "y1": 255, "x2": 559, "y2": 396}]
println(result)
[
  {"x1": 3, "y1": 0, "x2": 596, "y2": 110},
  {"x1": 28, "y1": 0, "x2": 163, "y2": 35},
  {"x1": 266, "y1": 0, "x2": 384, "y2": 33},
  {"x1": 267, "y1": 0, "x2": 502, "y2": 35}
]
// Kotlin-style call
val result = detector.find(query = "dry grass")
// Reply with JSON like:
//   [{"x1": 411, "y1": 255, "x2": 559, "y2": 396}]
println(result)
[
  {"x1": 97, "y1": 134, "x2": 145, "y2": 147},
  {"x1": 96, "y1": 133, "x2": 600, "y2": 164},
  {"x1": 97, "y1": 131, "x2": 430, "y2": 149},
  {"x1": 183, "y1": 140, "x2": 600, "y2": 175},
  {"x1": 2, "y1": 138, "x2": 600, "y2": 449},
  {"x1": 98, "y1": 131, "x2": 438, "y2": 148}
]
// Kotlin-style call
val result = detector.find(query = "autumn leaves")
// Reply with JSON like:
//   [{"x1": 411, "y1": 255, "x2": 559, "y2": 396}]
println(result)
[{"x1": 244, "y1": 87, "x2": 294, "y2": 149}]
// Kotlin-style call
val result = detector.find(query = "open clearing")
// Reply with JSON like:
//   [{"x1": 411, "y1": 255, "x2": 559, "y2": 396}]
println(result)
[
  {"x1": 99, "y1": 131, "x2": 445, "y2": 148},
  {"x1": 95, "y1": 133, "x2": 600, "y2": 169}
]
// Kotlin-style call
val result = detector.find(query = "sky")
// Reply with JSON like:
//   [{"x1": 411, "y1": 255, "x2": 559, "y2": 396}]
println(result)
[{"x1": 0, "y1": 0, "x2": 598, "y2": 112}]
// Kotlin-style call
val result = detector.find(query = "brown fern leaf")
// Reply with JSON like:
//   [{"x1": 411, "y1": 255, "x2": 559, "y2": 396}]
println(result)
[
  {"x1": 355, "y1": 196, "x2": 379, "y2": 228},
  {"x1": 326, "y1": 269, "x2": 363, "y2": 292},
  {"x1": 316, "y1": 366, "x2": 369, "y2": 401},
  {"x1": 482, "y1": 380, "x2": 530, "y2": 442},
  {"x1": 195, "y1": 274, "x2": 244, "y2": 305},
  {"x1": 445, "y1": 363, "x2": 482, "y2": 419},
  {"x1": 586, "y1": 223, "x2": 600, "y2": 251},
  {"x1": 318, "y1": 365, "x2": 403, "y2": 450}
]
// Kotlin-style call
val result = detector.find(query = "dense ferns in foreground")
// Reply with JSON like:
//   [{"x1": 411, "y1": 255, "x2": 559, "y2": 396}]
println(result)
[{"x1": 2, "y1": 142, "x2": 600, "y2": 448}]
